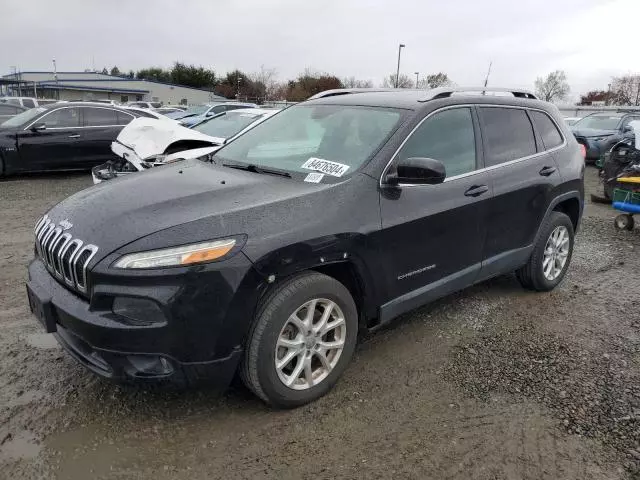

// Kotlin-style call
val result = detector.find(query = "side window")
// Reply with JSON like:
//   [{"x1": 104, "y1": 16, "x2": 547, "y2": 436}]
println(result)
[
  {"x1": 210, "y1": 106, "x2": 225, "y2": 115},
  {"x1": 0, "y1": 104, "x2": 14, "y2": 113},
  {"x1": 480, "y1": 107, "x2": 536, "y2": 166},
  {"x1": 83, "y1": 108, "x2": 118, "y2": 126},
  {"x1": 225, "y1": 105, "x2": 243, "y2": 112},
  {"x1": 41, "y1": 108, "x2": 81, "y2": 128},
  {"x1": 396, "y1": 107, "x2": 477, "y2": 178},
  {"x1": 530, "y1": 110, "x2": 563, "y2": 150},
  {"x1": 116, "y1": 111, "x2": 135, "y2": 124},
  {"x1": 22, "y1": 98, "x2": 35, "y2": 108}
]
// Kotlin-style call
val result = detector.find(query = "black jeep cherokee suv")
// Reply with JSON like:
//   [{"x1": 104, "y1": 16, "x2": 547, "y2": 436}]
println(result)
[{"x1": 26, "y1": 87, "x2": 584, "y2": 408}]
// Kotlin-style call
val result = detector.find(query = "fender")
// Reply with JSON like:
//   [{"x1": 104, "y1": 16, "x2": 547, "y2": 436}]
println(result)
[
  {"x1": 533, "y1": 190, "x2": 583, "y2": 245},
  {"x1": 248, "y1": 233, "x2": 382, "y2": 321}
]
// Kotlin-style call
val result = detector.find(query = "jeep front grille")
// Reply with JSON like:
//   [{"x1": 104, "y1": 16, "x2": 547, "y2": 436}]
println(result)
[{"x1": 34, "y1": 215, "x2": 98, "y2": 294}]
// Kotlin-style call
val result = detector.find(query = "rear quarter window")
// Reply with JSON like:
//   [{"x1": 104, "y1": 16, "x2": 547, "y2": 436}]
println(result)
[
  {"x1": 480, "y1": 107, "x2": 536, "y2": 166},
  {"x1": 530, "y1": 110, "x2": 563, "y2": 150}
]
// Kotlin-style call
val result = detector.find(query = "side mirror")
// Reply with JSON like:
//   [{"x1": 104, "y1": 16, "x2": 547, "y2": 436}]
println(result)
[
  {"x1": 624, "y1": 124, "x2": 634, "y2": 133},
  {"x1": 386, "y1": 157, "x2": 446, "y2": 186},
  {"x1": 31, "y1": 123, "x2": 47, "y2": 132}
]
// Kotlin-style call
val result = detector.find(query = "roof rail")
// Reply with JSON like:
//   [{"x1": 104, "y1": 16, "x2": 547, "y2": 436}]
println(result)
[
  {"x1": 307, "y1": 86, "x2": 538, "y2": 102},
  {"x1": 420, "y1": 86, "x2": 538, "y2": 102},
  {"x1": 308, "y1": 88, "x2": 402, "y2": 100}
]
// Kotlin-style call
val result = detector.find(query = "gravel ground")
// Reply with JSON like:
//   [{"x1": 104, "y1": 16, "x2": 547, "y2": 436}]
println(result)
[{"x1": 0, "y1": 167, "x2": 639, "y2": 479}]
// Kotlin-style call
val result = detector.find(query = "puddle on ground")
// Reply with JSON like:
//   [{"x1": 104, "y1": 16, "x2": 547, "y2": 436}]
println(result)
[
  {"x1": 0, "y1": 430, "x2": 42, "y2": 462},
  {"x1": 25, "y1": 333, "x2": 61, "y2": 350}
]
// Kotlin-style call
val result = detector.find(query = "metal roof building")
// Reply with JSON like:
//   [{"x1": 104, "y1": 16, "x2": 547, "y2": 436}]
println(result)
[{"x1": 1, "y1": 71, "x2": 226, "y2": 105}]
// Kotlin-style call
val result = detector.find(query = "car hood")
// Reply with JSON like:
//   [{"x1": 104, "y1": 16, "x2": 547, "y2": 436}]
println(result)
[
  {"x1": 44, "y1": 159, "x2": 338, "y2": 264},
  {"x1": 570, "y1": 127, "x2": 617, "y2": 138},
  {"x1": 115, "y1": 118, "x2": 219, "y2": 160}
]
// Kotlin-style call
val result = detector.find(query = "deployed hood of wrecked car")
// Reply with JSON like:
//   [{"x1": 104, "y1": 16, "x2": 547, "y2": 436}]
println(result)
[{"x1": 115, "y1": 118, "x2": 220, "y2": 160}]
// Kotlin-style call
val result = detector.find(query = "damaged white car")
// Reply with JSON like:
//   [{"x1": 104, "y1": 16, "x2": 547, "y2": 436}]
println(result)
[{"x1": 92, "y1": 108, "x2": 280, "y2": 183}]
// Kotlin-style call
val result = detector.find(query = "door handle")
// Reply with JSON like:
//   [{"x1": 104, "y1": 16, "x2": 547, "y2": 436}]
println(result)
[
  {"x1": 539, "y1": 166, "x2": 557, "y2": 176},
  {"x1": 68, "y1": 134, "x2": 81, "y2": 139},
  {"x1": 464, "y1": 185, "x2": 489, "y2": 197}
]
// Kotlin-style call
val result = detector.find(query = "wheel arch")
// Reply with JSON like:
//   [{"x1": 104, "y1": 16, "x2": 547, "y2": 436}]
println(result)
[{"x1": 534, "y1": 191, "x2": 583, "y2": 245}]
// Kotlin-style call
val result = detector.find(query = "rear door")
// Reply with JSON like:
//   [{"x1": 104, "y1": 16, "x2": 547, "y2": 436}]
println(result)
[
  {"x1": 478, "y1": 106, "x2": 564, "y2": 278},
  {"x1": 76, "y1": 107, "x2": 134, "y2": 167},
  {"x1": 16, "y1": 106, "x2": 82, "y2": 171}
]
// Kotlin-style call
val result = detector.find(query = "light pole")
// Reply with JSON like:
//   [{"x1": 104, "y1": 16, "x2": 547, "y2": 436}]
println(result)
[
  {"x1": 395, "y1": 44, "x2": 405, "y2": 88},
  {"x1": 237, "y1": 76, "x2": 242, "y2": 99},
  {"x1": 52, "y1": 59, "x2": 59, "y2": 100},
  {"x1": 414, "y1": 72, "x2": 419, "y2": 88}
]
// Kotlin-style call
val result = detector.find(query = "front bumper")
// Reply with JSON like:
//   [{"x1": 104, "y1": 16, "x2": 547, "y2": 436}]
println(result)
[{"x1": 26, "y1": 255, "x2": 259, "y2": 387}]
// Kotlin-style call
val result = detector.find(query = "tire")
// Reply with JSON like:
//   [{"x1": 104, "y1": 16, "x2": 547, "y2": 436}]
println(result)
[
  {"x1": 614, "y1": 214, "x2": 634, "y2": 231},
  {"x1": 0, "y1": 154, "x2": 4, "y2": 178},
  {"x1": 241, "y1": 271, "x2": 358, "y2": 408},
  {"x1": 516, "y1": 211, "x2": 575, "y2": 292}
]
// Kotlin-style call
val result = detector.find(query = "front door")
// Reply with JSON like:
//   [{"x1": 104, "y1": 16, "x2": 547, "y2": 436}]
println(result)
[
  {"x1": 377, "y1": 106, "x2": 491, "y2": 320},
  {"x1": 16, "y1": 107, "x2": 81, "y2": 171},
  {"x1": 478, "y1": 107, "x2": 564, "y2": 277}
]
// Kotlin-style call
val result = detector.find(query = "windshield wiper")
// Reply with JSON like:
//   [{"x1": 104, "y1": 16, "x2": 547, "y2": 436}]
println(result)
[{"x1": 222, "y1": 162, "x2": 291, "y2": 178}]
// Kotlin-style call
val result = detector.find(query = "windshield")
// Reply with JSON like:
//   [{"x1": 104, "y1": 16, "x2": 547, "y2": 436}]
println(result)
[
  {"x1": 1, "y1": 107, "x2": 47, "y2": 127},
  {"x1": 182, "y1": 105, "x2": 210, "y2": 116},
  {"x1": 574, "y1": 114, "x2": 622, "y2": 130},
  {"x1": 193, "y1": 111, "x2": 264, "y2": 139},
  {"x1": 214, "y1": 104, "x2": 403, "y2": 177}
]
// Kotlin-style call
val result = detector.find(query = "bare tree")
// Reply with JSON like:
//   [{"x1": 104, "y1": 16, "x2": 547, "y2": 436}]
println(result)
[
  {"x1": 342, "y1": 76, "x2": 373, "y2": 88},
  {"x1": 416, "y1": 72, "x2": 454, "y2": 89},
  {"x1": 382, "y1": 73, "x2": 412, "y2": 88},
  {"x1": 534, "y1": 70, "x2": 570, "y2": 102},
  {"x1": 250, "y1": 65, "x2": 279, "y2": 100},
  {"x1": 610, "y1": 75, "x2": 640, "y2": 106}
]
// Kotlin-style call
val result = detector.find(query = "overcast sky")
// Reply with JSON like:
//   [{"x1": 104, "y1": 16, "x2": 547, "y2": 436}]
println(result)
[{"x1": 2, "y1": 0, "x2": 639, "y2": 100}]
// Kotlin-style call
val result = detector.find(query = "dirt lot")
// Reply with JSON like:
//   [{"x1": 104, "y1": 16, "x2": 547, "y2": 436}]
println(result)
[{"x1": 1, "y1": 167, "x2": 639, "y2": 480}]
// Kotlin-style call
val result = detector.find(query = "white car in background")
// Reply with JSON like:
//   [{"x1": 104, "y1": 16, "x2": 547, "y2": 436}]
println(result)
[
  {"x1": 122, "y1": 106, "x2": 177, "y2": 120},
  {"x1": 92, "y1": 108, "x2": 280, "y2": 183}
]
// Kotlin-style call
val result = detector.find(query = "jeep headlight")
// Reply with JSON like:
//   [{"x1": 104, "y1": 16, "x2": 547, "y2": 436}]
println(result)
[{"x1": 113, "y1": 238, "x2": 238, "y2": 269}]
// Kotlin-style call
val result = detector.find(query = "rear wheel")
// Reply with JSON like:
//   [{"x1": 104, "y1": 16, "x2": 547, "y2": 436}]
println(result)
[
  {"x1": 241, "y1": 272, "x2": 358, "y2": 408},
  {"x1": 614, "y1": 214, "x2": 634, "y2": 231},
  {"x1": 516, "y1": 211, "x2": 574, "y2": 292}
]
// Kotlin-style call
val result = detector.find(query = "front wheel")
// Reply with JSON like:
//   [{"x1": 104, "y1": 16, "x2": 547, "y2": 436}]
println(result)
[
  {"x1": 241, "y1": 272, "x2": 358, "y2": 408},
  {"x1": 517, "y1": 211, "x2": 575, "y2": 291}
]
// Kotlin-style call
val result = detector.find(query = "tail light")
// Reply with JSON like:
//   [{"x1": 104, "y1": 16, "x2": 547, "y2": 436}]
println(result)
[{"x1": 579, "y1": 144, "x2": 587, "y2": 159}]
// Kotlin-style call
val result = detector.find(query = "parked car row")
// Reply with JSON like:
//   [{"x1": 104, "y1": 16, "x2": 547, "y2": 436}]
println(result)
[{"x1": 0, "y1": 99, "x2": 262, "y2": 177}]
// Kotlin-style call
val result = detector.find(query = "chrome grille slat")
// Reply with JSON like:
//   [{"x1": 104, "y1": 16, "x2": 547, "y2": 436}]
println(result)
[{"x1": 33, "y1": 215, "x2": 98, "y2": 295}]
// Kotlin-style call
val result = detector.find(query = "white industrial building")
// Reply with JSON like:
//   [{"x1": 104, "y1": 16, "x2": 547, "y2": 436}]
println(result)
[{"x1": 0, "y1": 71, "x2": 226, "y2": 105}]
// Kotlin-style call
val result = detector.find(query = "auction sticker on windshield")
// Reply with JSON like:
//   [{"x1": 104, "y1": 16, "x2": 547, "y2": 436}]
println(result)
[
  {"x1": 301, "y1": 158, "x2": 350, "y2": 177},
  {"x1": 304, "y1": 172, "x2": 324, "y2": 183}
]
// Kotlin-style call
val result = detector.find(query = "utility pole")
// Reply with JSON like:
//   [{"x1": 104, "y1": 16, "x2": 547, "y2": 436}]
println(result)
[
  {"x1": 395, "y1": 44, "x2": 405, "y2": 88},
  {"x1": 237, "y1": 76, "x2": 242, "y2": 99},
  {"x1": 414, "y1": 72, "x2": 419, "y2": 88},
  {"x1": 606, "y1": 83, "x2": 612, "y2": 106}
]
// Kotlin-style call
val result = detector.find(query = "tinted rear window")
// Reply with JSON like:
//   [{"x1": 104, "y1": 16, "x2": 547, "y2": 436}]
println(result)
[
  {"x1": 83, "y1": 107, "x2": 118, "y2": 126},
  {"x1": 480, "y1": 107, "x2": 536, "y2": 166},
  {"x1": 117, "y1": 111, "x2": 135, "y2": 125},
  {"x1": 530, "y1": 110, "x2": 563, "y2": 150}
]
